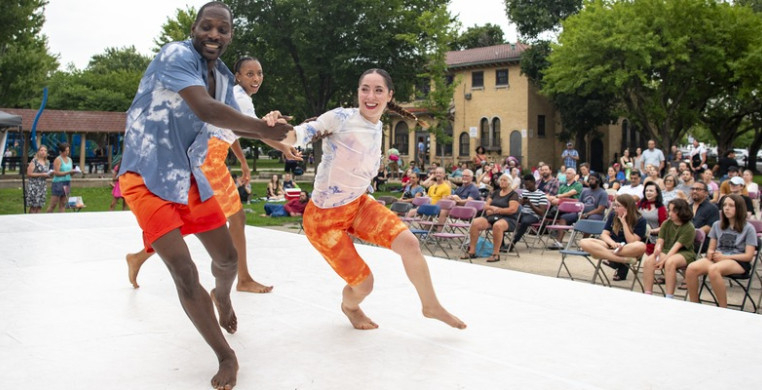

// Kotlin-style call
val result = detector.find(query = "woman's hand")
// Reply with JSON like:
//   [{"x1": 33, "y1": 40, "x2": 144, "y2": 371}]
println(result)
[
  {"x1": 263, "y1": 110, "x2": 292, "y2": 127},
  {"x1": 275, "y1": 142, "x2": 302, "y2": 161},
  {"x1": 241, "y1": 164, "x2": 251, "y2": 184}
]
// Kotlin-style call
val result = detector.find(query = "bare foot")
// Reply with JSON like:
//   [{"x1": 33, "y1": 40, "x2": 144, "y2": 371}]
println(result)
[
  {"x1": 236, "y1": 279, "x2": 274, "y2": 293},
  {"x1": 211, "y1": 355, "x2": 238, "y2": 390},
  {"x1": 341, "y1": 303, "x2": 379, "y2": 330},
  {"x1": 210, "y1": 289, "x2": 238, "y2": 334},
  {"x1": 423, "y1": 306, "x2": 467, "y2": 329},
  {"x1": 126, "y1": 253, "x2": 145, "y2": 288}
]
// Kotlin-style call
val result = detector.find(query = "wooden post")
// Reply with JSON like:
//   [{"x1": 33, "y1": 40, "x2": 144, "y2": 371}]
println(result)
[{"x1": 79, "y1": 132, "x2": 86, "y2": 176}]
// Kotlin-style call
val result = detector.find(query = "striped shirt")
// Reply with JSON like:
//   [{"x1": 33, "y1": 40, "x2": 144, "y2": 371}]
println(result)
[{"x1": 520, "y1": 188, "x2": 549, "y2": 215}]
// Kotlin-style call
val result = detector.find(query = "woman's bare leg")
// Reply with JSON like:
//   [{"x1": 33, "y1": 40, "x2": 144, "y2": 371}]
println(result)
[
  {"x1": 228, "y1": 210, "x2": 273, "y2": 293},
  {"x1": 391, "y1": 230, "x2": 466, "y2": 329},
  {"x1": 707, "y1": 261, "x2": 746, "y2": 307},
  {"x1": 685, "y1": 259, "x2": 711, "y2": 303},
  {"x1": 341, "y1": 274, "x2": 378, "y2": 330},
  {"x1": 663, "y1": 254, "x2": 688, "y2": 296},
  {"x1": 126, "y1": 249, "x2": 153, "y2": 288}
]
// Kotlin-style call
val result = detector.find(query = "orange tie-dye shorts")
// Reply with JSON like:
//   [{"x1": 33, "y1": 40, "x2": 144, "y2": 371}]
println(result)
[
  {"x1": 200, "y1": 137, "x2": 242, "y2": 218},
  {"x1": 302, "y1": 195, "x2": 408, "y2": 286},
  {"x1": 119, "y1": 172, "x2": 227, "y2": 253}
]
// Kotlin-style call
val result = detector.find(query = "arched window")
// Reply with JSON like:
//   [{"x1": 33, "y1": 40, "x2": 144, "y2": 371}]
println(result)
[
  {"x1": 394, "y1": 121, "x2": 409, "y2": 155},
  {"x1": 491, "y1": 118, "x2": 501, "y2": 148},
  {"x1": 435, "y1": 122, "x2": 454, "y2": 156},
  {"x1": 480, "y1": 118, "x2": 489, "y2": 148},
  {"x1": 459, "y1": 132, "x2": 470, "y2": 157}
]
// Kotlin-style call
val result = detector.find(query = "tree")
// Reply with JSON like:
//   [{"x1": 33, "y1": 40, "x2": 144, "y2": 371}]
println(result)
[
  {"x1": 505, "y1": 0, "x2": 582, "y2": 40},
  {"x1": 452, "y1": 24, "x2": 505, "y2": 50},
  {"x1": 542, "y1": 0, "x2": 762, "y2": 155},
  {"x1": 152, "y1": 6, "x2": 196, "y2": 52},
  {"x1": 0, "y1": 0, "x2": 59, "y2": 107},
  {"x1": 45, "y1": 47, "x2": 151, "y2": 111},
  {"x1": 400, "y1": 7, "x2": 460, "y2": 165}
]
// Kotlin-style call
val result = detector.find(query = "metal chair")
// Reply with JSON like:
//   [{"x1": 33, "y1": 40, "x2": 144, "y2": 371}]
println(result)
[
  {"x1": 556, "y1": 219, "x2": 608, "y2": 284},
  {"x1": 427, "y1": 206, "x2": 479, "y2": 259},
  {"x1": 389, "y1": 201, "x2": 413, "y2": 217},
  {"x1": 699, "y1": 237, "x2": 761, "y2": 313},
  {"x1": 408, "y1": 204, "x2": 441, "y2": 247},
  {"x1": 542, "y1": 201, "x2": 585, "y2": 253}
]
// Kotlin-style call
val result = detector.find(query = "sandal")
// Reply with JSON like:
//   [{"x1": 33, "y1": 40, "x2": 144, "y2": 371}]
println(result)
[
  {"x1": 654, "y1": 277, "x2": 666, "y2": 285},
  {"x1": 486, "y1": 254, "x2": 501, "y2": 263},
  {"x1": 613, "y1": 273, "x2": 626, "y2": 282},
  {"x1": 460, "y1": 252, "x2": 477, "y2": 260}
]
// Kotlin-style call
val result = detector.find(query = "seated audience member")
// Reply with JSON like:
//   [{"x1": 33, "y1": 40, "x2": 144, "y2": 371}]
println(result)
[
  {"x1": 262, "y1": 190, "x2": 310, "y2": 217},
  {"x1": 233, "y1": 174, "x2": 251, "y2": 204},
  {"x1": 399, "y1": 171, "x2": 426, "y2": 202},
  {"x1": 503, "y1": 174, "x2": 549, "y2": 251},
  {"x1": 461, "y1": 174, "x2": 520, "y2": 263},
  {"x1": 718, "y1": 166, "x2": 748, "y2": 198},
  {"x1": 642, "y1": 198, "x2": 695, "y2": 297},
  {"x1": 617, "y1": 170, "x2": 644, "y2": 202},
  {"x1": 661, "y1": 174, "x2": 684, "y2": 205},
  {"x1": 538, "y1": 164, "x2": 560, "y2": 197},
  {"x1": 509, "y1": 167, "x2": 522, "y2": 190},
  {"x1": 638, "y1": 181, "x2": 668, "y2": 255},
  {"x1": 401, "y1": 168, "x2": 414, "y2": 186},
  {"x1": 719, "y1": 176, "x2": 755, "y2": 218},
  {"x1": 445, "y1": 169, "x2": 481, "y2": 205},
  {"x1": 701, "y1": 169, "x2": 719, "y2": 203},
  {"x1": 448, "y1": 162, "x2": 466, "y2": 186},
  {"x1": 685, "y1": 194, "x2": 757, "y2": 308},
  {"x1": 643, "y1": 164, "x2": 664, "y2": 190},
  {"x1": 421, "y1": 166, "x2": 451, "y2": 204},
  {"x1": 579, "y1": 194, "x2": 647, "y2": 281},
  {"x1": 690, "y1": 181, "x2": 720, "y2": 253},
  {"x1": 373, "y1": 164, "x2": 388, "y2": 191},
  {"x1": 605, "y1": 166, "x2": 622, "y2": 190},
  {"x1": 669, "y1": 150, "x2": 684, "y2": 171},
  {"x1": 578, "y1": 163, "x2": 591, "y2": 187},
  {"x1": 282, "y1": 173, "x2": 297, "y2": 189},
  {"x1": 743, "y1": 169, "x2": 758, "y2": 195},
  {"x1": 556, "y1": 164, "x2": 567, "y2": 185},
  {"x1": 547, "y1": 173, "x2": 609, "y2": 250},
  {"x1": 548, "y1": 167, "x2": 581, "y2": 206},
  {"x1": 267, "y1": 174, "x2": 285, "y2": 200},
  {"x1": 667, "y1": 166, "x2": 679, "y2": 178},
  {"x1": 714, "y1": 149, "x2": 739, "y2": 183},
  {"x1": 675, "y1": 169, "x2": 695, "y2": 197}
]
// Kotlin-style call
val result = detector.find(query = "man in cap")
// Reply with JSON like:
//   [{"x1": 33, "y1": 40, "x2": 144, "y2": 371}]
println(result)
[{"x1": 561, "y1": 142, "x2": 579, "y2": 171}]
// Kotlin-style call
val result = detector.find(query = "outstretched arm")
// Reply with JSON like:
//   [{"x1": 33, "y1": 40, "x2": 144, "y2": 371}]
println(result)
[{"x1": 179, "y1": 85, "x2": 292, "y2": 141}]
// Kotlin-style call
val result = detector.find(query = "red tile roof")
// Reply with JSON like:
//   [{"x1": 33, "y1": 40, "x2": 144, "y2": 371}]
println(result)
[
  {"x1": 446, "y1": 43, "x2": 529, "y2": 69},
  {"x1": 0, "y1": 108, "x2": 126, "y2": 133}
]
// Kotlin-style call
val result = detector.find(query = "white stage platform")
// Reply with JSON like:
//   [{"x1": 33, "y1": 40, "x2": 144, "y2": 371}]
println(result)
[{"x1": 1, "y1": 211, "x2": 761, "y2": 389}]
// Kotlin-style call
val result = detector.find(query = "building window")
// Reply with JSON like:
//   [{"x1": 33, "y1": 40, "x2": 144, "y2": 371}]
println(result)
[
  {"x1": 491, "y1": 118, "x2": 501, "y2": 148},
  {"x1": 415, "y1": 77, "x2": 430, "y2": 100},
  {"x1": 472, "y1": 71, "x2": 484, "y2": 88},
  {"x1": 459, "y1": 132, "x2": 470, "y2": 157},
  {"x1": 480, "y1": 118, "x2": 489, "y2": 148},
  {"x1": 496, "y1": 69, "x2": 508, "y2": 86},
  {"x1": 394, "y1": 121, "x2": 409, "y2": 155},
  {"x1": 435, "y1": 122, "x2": 454, "y2": 157},
  {"x1": 537, "y1": 115, "x2": 546, "y2": 138},
  {"x1": 446, "y1": 74, "x2": 454, "y2": 86}
]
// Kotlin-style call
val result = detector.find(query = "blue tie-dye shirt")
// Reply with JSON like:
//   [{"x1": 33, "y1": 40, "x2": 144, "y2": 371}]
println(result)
[
  {"x1": 293, "y1": 108, "x2": 382, "y2": 208},
  {"x1": 118, "y1": 40, "x2": 239, "y2": 204}
]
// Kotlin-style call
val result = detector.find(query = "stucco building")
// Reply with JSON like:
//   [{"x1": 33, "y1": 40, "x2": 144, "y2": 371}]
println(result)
[{"x1": 387, "y1": 43, "x2": 638, "y2": 173}]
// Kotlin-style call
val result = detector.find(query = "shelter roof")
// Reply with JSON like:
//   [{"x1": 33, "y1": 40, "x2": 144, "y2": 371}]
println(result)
[
  {"x1": 446, "y1": 43, "x2": 529, "y2": 70},
  {"x1": 0, "y1": 108, "x2": 126, "y2": 133}
]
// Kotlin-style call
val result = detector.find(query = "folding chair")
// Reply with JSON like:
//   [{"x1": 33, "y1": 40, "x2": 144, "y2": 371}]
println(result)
[
  {"x1": 520, "y1": 205, "x2": 553, "y2": 250},
  {"x1": 542, "y1": 201, "x2": 584, "y2": 254},
  {"x1": 464, "y1": 200, "x2": 486, "y2": 214},
  {"x1": 427, "y1": 206, "x2": 478, "y2": 259},
  {"x1": 654, "y1": 228, "x2": 705, "y2": 296},
  {"x1": 556, "y1": 219, "x2": 608, "y2": 284},
  {"x1": 389, "y1": 201, "x2": 413, "y2": 217},
  {"x1": 376, "y1": 200, "x2": 386, "y2": 206},
  {"x1": 408, "y1": 204, "x2": 441, "y2": 247},
  {"x1": 400, "y1": 197, "x2": 431, "y2": 224},
  {"x1": 699, "y1": 238, "x2": 761, "y2": 313},
  {"x1": 377, "y1": 195, "x2": 398, "y2": 205}
]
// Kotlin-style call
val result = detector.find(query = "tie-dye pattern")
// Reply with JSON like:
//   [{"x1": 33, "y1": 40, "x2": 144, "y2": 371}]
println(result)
[
  {"x1": 302, "y1": 195, "x2": 408, "y2": 286},
  {"x1": 293, "y1": 108, "x2": 382, "y2": 209},
  {"x1": 199, "y1": 137, "x2": 242, "y2": 218},
  {"x1": 118, "y1": 40, "x2": 239, "y2": 204}
]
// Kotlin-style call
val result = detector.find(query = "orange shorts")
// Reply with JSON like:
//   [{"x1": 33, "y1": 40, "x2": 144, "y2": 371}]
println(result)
[
  {"x1": 119, "y1": 172, "x2": 227, "y2": 253},
  {"x1": 200, "y1": 137, "x2": 242, "y2": 218},
  {"x1": 302, "y1": 195, "x2": 408, "y2": 286}
]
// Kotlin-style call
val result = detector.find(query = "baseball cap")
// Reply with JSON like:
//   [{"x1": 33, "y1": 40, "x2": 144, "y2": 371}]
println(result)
[
  {"x1": 730, "y1": 176, "x2": 744, "y2": 186},
  {"x1": 566, "y1": 142, "x2": 573, "y2": 146}
]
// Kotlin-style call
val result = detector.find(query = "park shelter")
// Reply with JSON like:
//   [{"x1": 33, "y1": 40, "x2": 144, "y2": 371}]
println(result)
[
  {"x1": 0, "y1": 108, "x2": 126, "y2": 172},
  {"x1": 0, "y1": 110, "x2": 23, "y2": 167}
]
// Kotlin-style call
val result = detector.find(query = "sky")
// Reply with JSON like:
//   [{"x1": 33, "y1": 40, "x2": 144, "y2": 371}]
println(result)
[{"x1": 42, "y1": 0, "x2": 517, "y2": 70}]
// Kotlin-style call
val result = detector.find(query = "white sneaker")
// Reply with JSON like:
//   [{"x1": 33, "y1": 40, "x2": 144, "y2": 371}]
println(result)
[{"x1": 548, "y1": 241, "x2": 564, "y2": 250}]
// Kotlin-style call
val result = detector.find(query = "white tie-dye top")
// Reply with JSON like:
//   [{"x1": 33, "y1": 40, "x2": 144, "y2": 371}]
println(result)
[
  {"x1": 293, "y1": 107, "x2": 381, "y2": 209},
  {"x1": 118, "y1": 40, "x2": 239, "y2": 204}
]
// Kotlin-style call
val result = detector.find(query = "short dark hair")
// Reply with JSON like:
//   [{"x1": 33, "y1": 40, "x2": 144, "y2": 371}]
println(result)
[
  {"x1": 728, "y1": 166, "x2": 739, "y2": 172},
  {"x1": 195, "y1": 2, "x2": 233, "y2": 25},
  {"x1": 668, "y1": 198, "x2": 693, "y2": 223},
  {"x1": 630, "y1": 170, "x2": 641, "y2": 177},
  {"x1": 523, "y1": 174, "x2": 535, "y2": 182}
]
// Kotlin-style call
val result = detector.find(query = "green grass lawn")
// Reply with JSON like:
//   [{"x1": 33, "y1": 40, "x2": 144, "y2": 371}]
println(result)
[{"x1": 0, "y1": 179, "x2": 401, "y2": 227}]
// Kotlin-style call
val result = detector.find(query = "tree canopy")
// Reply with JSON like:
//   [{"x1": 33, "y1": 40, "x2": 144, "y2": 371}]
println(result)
[
  {"x1": 542, "y1": 0, "x2": 762, "y2": 154},
  {"x1": 0, "y1": 0, "x2": 58, "y2": 108},
  {"x1": 451, "y1": 24, "x2": 505, "y2": 50}
]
